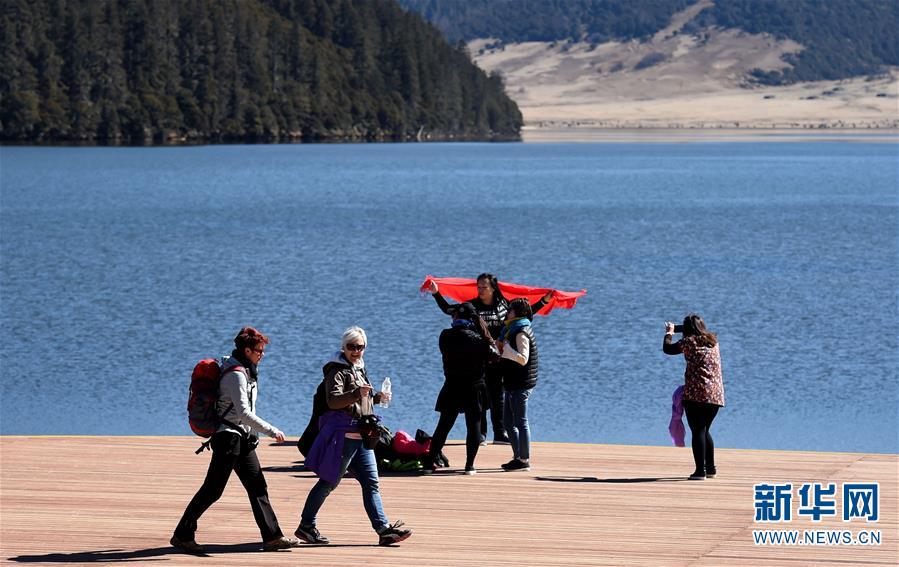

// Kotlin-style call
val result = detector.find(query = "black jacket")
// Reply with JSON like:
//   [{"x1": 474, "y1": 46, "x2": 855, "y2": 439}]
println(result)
[
  {"x1": 434, "y1": 324, "x2": 493, "y2": 413},
  {"x1": 501, "y1": 325, "x2": 538, "y2": 391},
  {"x1": 297, "y1": 380, "x2": 327, "y2": 457}
]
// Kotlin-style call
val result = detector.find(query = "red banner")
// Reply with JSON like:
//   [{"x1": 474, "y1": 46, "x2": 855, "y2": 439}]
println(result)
[{"x1": 420, "y1": 275, "x2": 586, "y2": 316}]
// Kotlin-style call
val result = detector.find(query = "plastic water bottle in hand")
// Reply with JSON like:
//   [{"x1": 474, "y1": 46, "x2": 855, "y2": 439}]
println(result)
[{"x1": 379, "y1": 377, "x2": 391, "y2": 408}]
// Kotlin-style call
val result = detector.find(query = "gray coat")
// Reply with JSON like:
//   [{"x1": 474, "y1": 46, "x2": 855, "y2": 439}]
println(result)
[{"x1": 215, "y1": 356, "x2": 279, "y2": 438}]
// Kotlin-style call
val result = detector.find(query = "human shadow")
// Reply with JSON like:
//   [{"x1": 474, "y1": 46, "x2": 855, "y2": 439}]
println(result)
[
  {"x1": 419, "y1": 467, "x2": 507, "y2": 475},
  {"x1": 535, "y1": 476, "x2": 689, "y2": 483},
  {"x1": 8, "y1": 542, "x2": 268, "y2": 563},
  {"x1": 263, "y1": 462, "x2": 306, "y2": 473}
]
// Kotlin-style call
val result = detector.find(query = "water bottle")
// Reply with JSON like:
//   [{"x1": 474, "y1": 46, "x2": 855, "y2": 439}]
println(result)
[{"x1": 379, "y1": 377, "x2": 391, "y2": 408}]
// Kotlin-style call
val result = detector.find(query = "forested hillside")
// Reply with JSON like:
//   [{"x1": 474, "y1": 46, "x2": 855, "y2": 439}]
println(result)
[
  {"x1": 399, "y1": 0, "x2": 899, "y2": 85},
  {"x1": 0, "y1": 0, "x2": 522, "y2": 143},
  {"x1": 691, "y1": 0, "x2": 899, "y2": 84},
  {"x1": 399, "y1": 0, "x2": 695, "y2": 44}
]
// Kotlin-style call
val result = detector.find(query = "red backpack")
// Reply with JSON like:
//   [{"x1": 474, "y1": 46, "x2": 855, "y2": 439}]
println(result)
[{"x1": 188, "y1": 358, "x2": 243, "y2": 453}]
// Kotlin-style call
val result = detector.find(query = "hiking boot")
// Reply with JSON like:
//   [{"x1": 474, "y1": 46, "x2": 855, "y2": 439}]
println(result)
[
  {"x1": 170, "y1": 535, "x2": 203, "y2": 554},
  {"x1": 294, "y1": 524, "x2": 330, "y2": 544},
  {"x1": 378, "y1": 520, "x2": 412, "y2": 546},
  {"x1": 263, "y1": 536, "x2": 300, "y2": 551},
  {"x1": 502, "y1": 458, "x2": 530, "y2": 471}
]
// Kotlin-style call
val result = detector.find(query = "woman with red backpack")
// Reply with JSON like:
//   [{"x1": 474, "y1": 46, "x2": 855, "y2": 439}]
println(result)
[{"x1": 171, "y1": 327, "x2": 298, "y2": 553}]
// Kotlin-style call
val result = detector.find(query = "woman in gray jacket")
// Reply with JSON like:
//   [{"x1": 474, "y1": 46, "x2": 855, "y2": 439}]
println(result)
[{"x1": 171, "y1": 327, "x2": 298, "y2": 553}]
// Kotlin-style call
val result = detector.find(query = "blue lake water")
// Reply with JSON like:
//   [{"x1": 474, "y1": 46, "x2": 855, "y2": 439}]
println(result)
[{"x1": 1, "y1": 142, "x2": 897, "y2": 454}]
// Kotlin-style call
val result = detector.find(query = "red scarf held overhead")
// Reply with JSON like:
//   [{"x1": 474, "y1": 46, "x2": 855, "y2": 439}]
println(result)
[{"x1": 419, "y1": 275, "x2": 586, "y2": 316}]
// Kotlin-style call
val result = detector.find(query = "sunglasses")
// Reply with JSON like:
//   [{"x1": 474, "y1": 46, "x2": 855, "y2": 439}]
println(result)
[{"x1": 345, "y1": 343, "x2": 366, "y2": 352}]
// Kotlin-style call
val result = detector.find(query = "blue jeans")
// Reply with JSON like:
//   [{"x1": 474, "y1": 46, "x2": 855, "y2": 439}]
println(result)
[
  {"x1": 301, "y1": 438, "x2": 388, "y2": 531},
  {"x1": 503, "y1": 388, "x2": 532, "y2": 461}
]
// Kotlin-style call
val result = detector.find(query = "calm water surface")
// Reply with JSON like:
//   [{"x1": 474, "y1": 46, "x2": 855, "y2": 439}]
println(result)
[{"x1": 1, "y1": 142, "x2": 896, "y2": 453}]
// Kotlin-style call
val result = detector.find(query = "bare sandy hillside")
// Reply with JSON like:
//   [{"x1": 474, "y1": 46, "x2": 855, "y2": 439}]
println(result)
[{"x1": 468, "y1": 0, "x2": 899, "y2": 131}]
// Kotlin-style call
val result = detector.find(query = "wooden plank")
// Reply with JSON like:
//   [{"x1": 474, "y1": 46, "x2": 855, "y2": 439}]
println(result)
[{"x1": 0, "y1": 437, "x2": 895, "y2": 566}]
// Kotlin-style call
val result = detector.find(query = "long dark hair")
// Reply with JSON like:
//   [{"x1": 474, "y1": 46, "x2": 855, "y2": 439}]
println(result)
[
  {"x1": 476, "y1": 272, "x2": 506, "y2": 305},
  {"x1": 455, "y1": 302, "x2": 492, "y2": 341},
  {"x1": 682, "y1": 314, "x2": 717, "y2": 348}
]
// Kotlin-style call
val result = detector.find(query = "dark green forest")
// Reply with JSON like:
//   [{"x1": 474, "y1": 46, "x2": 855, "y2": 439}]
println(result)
[
  {"x1": 691, "y1": 0, "x2": 899, "y2": 84},
  {"x1": 399, "y1": 0, "x2": 697, "y2": 45},
  {"x1": 0, "y1": 0, "x2": 522, "y2": 143},
  {"x1": 399, "y1": 0, "x2": 899, "y2": 85}
]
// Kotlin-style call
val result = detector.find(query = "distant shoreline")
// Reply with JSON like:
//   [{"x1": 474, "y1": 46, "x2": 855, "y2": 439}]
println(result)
[
  {"x1": 522, "y1": 126, "x2": 899, "y2": 143},
  {"x1": 3, "y1": 128, "x2": 897, "y2": 147}
]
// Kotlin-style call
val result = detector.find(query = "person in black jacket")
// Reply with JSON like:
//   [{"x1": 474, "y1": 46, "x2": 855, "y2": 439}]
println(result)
[
  {"x1": 428, "y1": 274, "x2": 550, "y2": 444},
  {"x1": 498, "y1": 299, "x2": 539, "y2": 472},
  {"x1": 423, "y1": 303, "x2": 496, "y2": 475}
]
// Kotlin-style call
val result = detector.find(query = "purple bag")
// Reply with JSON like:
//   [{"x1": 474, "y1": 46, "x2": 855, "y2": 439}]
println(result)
[{"x1": 669, "y1": 386, "x2": 686, "y2": 447}]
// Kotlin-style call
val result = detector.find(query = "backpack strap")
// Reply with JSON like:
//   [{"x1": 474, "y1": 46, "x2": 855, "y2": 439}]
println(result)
[
  {"x1": 195, "y1": 365, "x2": 250, "y2": 455},
  {"x1": 195, "y1": 403, "x2": 246, "y2": 455}
]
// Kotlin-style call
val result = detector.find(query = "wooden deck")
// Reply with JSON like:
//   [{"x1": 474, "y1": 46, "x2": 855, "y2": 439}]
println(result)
[{"x1": 1, "y1": 436, "x2": 896, "y2": 566}]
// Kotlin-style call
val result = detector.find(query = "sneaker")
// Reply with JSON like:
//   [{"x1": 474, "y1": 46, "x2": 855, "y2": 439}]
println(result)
[
  {"x1": 170, "y1": 535, "x2": 203, "y2": 554},
  {"x1": 378, "y1": 520, "x2": 412, "y2": 546},
  {"x1": 294, "y1": 524, "x2": 330, "y2": 544},
  {"x1": 263, "y1": 536, "x2": 300, "y2": 551},
  {"x1": 493, "y1": 432, "x2": 511, "y2": 444},
  {"x1": 706, "y1": 468, "x2": 717, "y2": 479},
  {"x1": 503, "y1": 459, "x2": 530, "y2": 471},
  {"x1": 464, "y1": 466, "x2": 477, "y2": 475},
  {"x1": 479, "y1": 439, "x2": 488, "y2": 446},
  {"x1": 688, "y1": 472, "x2": 706, "y2": 480}
]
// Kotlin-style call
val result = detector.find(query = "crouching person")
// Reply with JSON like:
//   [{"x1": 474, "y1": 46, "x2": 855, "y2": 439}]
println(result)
[
  {"x1": 171, "y1": 327, "x2": 299, "y2": 553},
  {"x1": 297, "y1": 326, "x2": 412, "y2": 546}
]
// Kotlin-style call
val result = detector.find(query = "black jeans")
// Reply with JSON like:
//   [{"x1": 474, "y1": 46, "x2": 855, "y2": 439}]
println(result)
[
  {"x1": 429, "y1": 406, "x2": 482, "y2": 469},
  {"x1": 683, "y1": 400, "x2": 720, "y2": 475},
  {"x1": 482, "y1": 363, "x2": 506, "y2": 439},
  {"x1": 174, "y1": 432, "x2": 284, "y2": 542}
]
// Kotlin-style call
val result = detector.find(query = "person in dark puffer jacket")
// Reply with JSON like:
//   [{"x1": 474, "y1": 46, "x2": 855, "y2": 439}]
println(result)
[
  {"x1": 497, "y1": 298, "x2": 539, "y2": 472},
  {"x1": 424, "y1": 302, "x2": 496, "y2": 475}
]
